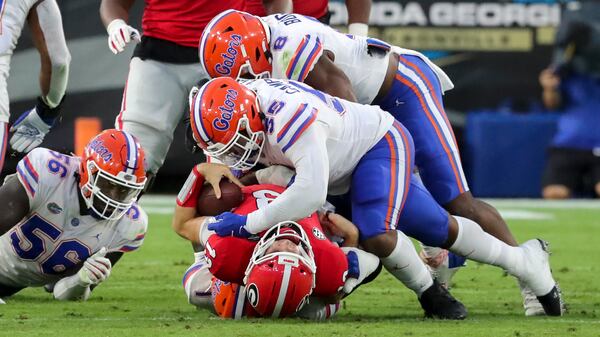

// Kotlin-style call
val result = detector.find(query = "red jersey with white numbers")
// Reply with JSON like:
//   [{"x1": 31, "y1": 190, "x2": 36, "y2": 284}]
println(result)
[
  {"x1": 205, "y1": 184, "x2": 348, "y2": 297},
  {"x1": 142, "y1": 0, "x2": 245, "y2": 47}
]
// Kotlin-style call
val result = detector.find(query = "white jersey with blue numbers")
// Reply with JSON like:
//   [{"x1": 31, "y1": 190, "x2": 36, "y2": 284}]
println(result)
[
  {"x1": 263, "y1": 13, "x2": 390, "y2": 104},
  {"x1": 241, "y1": 78, "x2": 394, "y2": 232},
  {"x1": 0, "y1": 148, "x2": 147, "y2": 288}
]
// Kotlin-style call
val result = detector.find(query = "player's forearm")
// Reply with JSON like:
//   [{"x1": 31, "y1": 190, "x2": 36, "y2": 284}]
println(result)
[
  {"x1": 32, "y1": 0, "x2": 70, "y2": 108},
  {"x1": 346, "y1": 0, "x2": 370, "y2": 36},
  {"x1": 53, "y1": 274, "x2": 91, "y2": 301},
  {"x1": 100, "y1": 0, "x2": 136, "y2": 27},
  {"x1": 247, "y1": 143, "x2": 329, "y2": 232}
]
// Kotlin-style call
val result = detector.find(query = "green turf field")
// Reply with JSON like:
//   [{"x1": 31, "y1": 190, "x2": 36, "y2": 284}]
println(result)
[{"x1": 1, "y1": 198, "x2": 599, "y2": 337}]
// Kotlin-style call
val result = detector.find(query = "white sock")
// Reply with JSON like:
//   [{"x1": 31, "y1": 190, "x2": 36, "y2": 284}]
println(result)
[
  {"x1": 382, "y1": 231, "x2": 433, "y2": 296},
  {"x1": 449, "y1": 216, "x2": 526, "y2": 277}
]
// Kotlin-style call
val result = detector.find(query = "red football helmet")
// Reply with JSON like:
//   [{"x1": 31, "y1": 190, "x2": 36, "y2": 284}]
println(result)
[
  {"x1": 189, "y1": 77, "x2": 265, "y2": 170},
  {"x1": 79, "y1": 129, "x2": 147, "y2": 220},
  {"x1": 199, "y1": 9, "x2": 272, "y2": 79},
  {"x1": 243, "y1": 221, "x2": 317, "y2": 318}
]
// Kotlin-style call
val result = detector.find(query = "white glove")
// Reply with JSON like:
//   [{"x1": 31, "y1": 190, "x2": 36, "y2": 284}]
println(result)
[
  {"x1": 10, "y1": 107, "x2": 52, "y2": 153},
  {"x1": 342, "y1": 247, "x2": 380, "y2": 294},
  {"x1": 77, "y1": 247, "x2": 112, "y2": 286},
  {"x1": 107, "y1": 19, "x2": 141, "y2": 54}
]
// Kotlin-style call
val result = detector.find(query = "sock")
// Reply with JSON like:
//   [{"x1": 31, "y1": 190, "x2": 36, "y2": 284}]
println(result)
[
  {"x1": 449, "y1": 216, "x2": 525, "y2": 277},
  {"x1": 382, "y1": 231, "x2": 433, "y2": 296}
]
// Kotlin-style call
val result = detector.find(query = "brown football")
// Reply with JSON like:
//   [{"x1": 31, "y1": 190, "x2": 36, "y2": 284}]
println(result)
[{"x1": 196, "y1": 180, "x2": 244, "y2": 216}]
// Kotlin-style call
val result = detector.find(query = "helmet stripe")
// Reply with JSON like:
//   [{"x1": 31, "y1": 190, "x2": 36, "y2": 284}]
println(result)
[
  {"x1": 191, "y1": 83, "x2": 213, "y2": 146},
  {"x1": 271, "y1": 263, "x2": 292, "y2": 318},
  {"x1": 121, "y1": 131, "x2": 137, "y2": 174}
]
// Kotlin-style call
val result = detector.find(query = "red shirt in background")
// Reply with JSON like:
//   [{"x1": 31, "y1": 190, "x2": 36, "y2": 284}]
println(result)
[{"x1": 244, "y1": 0, "x2": 328, "y2": 19}]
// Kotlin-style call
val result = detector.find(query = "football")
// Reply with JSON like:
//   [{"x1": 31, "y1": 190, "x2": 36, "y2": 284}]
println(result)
[{"x1": 196, "y1": 180, "x2": 244, "y2": 216}]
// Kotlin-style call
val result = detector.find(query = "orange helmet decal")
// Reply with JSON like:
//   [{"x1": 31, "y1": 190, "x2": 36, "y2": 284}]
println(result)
[
  {"x1": 189, "y1": 78, "x2": 265, "y2": 170},
  {"x1": 199, "y1": 10, "x2": 272, "y2": 79},
  {"x1": 79, "y1": 129, "x2": 147, "y2": 220}
]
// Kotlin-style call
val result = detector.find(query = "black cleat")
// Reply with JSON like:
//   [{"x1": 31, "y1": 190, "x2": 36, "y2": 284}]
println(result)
[
  {"x1": 418, "y1": 280, "x2": 467, "y2": 320},
  {"x1": 537, "y1": 284, "x2": 564, "y2": 316}
]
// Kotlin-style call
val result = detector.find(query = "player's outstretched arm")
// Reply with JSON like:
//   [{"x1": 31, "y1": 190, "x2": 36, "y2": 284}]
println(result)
[
  {"x1": 10, "y1": 0, "x2": 70, "y2": 153},
  {"x1": 0, "y1": 175, "x2": 30, "y2": 235},
  {"x1": 304, "y1": 52, "x2": 358, "y2": 103}
]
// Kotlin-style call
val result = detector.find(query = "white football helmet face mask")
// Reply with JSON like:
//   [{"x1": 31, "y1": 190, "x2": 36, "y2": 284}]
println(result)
[
  {"x1": 244, "y1": 221, "x2": 317, "y2": 286},
  {"x1": 203, "y1": 116, "x2": 265, "y2": 171},
  {"x1": 81, "y1": 160, "x2": 146, "y2": 220}
]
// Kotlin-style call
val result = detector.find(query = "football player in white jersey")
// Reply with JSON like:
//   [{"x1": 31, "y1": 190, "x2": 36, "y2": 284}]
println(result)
[
  {"x1": 0, "y1": 0, "x2": 70, "y2": 174},
  {"x1": 199, "y1": 10, "x2": 551, "y2": 316},
  {"x1": 188, "y1": 77, "x2": 563, "y2": 318},
  {"x1": 0, "y1": 129, "x2": 147, "y2": 303}
]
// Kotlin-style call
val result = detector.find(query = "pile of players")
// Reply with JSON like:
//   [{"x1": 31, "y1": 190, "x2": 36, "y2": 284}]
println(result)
[{"x1": 0, "y1": 0, "x2": 563, "y2": 320}]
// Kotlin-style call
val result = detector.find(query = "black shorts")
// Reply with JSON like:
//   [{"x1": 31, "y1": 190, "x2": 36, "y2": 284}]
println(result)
[{"x1": 542, "y1": 147, "x2": 600, "y2": 193}]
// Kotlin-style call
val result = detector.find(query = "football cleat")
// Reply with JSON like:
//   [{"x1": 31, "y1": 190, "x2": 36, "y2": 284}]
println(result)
[
  {"x1": 519, "y1": 280, "x2": 545, "y2": 316},
  {"x1": 418, "y1": 279, "x2": 467, "y2": 320},
  {"x1": 517, "y1": 239, "x2": 563, "y2": 316},
  {"x1": 0, "y1": 298, "x2": 5, "y2": 304}
]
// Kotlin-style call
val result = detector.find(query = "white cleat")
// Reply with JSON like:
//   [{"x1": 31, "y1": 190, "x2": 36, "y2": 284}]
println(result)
[
  {"x1": 0, "y1": 298, "x2": 5, "y2": 304},
  {"x1": 518, "y1": 239, "x2": 563, "y2": 316}
]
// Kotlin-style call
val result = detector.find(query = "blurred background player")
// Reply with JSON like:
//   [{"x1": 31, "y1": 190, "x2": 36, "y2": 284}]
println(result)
[
  {"x1": 0, "y1": 129, "x2": 147, "y2": 303},
  {"x1": 99, "y1": 0, "x2": 328, "y2": 191},
  {"x1": 540, "y1": 1, "x2": 600, "y2": 200},
  {"x1": 0, "y1": 0, "x2": 70, "y2": 173},
  {"x1": 172, "y1": 163, "x2": 380, "y2": 319}
]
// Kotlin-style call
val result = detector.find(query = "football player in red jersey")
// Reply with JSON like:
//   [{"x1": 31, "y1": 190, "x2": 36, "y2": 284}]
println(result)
[
  {"x1": 99, "y1": 0, "x2": 294, "y2": 189},
  {"x1": 244, "y1": 0, "x2": 372, "y2": 36},
  {"x1": 172, "y1": 163, "x2": 380, "y2": 319}
]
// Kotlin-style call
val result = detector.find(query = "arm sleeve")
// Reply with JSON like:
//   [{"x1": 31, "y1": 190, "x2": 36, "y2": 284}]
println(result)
[
  {"x1": 205, "y1": 235, "x2": 256, "y2": 284},
  {"x1": 113, "y1": 205, "x2": 148, "y2": 253},
  {"x1": 311, "y1": 237, "x2": 348, "y2": 297},
  {"x1": 272, "y1": 34, "x2": 323, "y2": 82},
  {"x1": 246, "y1": 124, "x2": 329, "y2": 233},
  {"x1": 36, "y1": 0, "x2": 70, "y2": 108},
  {"x1": 176, "y1": 166, "x2": 205, "y2": 208}
]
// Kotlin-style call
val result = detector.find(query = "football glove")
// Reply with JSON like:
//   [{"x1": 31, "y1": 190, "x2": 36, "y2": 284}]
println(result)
[
  {"x1": 10, "y1": 97, "x2": 61, "y2": 153},
  {"x1": 342, "y1": 247, "x2": 381, "y2": 295},
  {"x1": 77, "y1": 247, "x2": 112, "y2": 286},
  {"x1": 207, "y1": 212, "x2": 251, "y2": 238},
  {"x1": 107, "y1": 19, "x2": 141, "y2": 54}
]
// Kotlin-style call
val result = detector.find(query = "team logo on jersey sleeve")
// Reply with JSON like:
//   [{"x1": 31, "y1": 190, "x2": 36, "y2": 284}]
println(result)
[
  {"x1": 47, "y1": 202, "x2": 63, "y2": 215},
  {"x1": 71, "y1": 218, "x2": 80, "y2": 227},
  {"x1": 312, "y1": 227, "x2": 326, "y2": 240}
]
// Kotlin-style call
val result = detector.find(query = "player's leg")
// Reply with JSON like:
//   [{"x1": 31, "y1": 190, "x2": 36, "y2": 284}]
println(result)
[
  {"x1": 397, "y1": 166, "x2": 563, "y2": 315},
  {"x1": 377, "y1": 55, "x2": 518, "y2": 246},
  {"x1": 115, "y1": 58, "x2": 207, "y2": 175},
  {"x1": 182, "y1": 252, "x2": 213, "y2": 309},
  {"x1": 351, "y1": 121, "x2": 467, "y2": 319}
]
